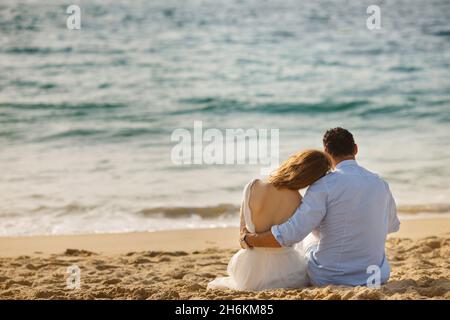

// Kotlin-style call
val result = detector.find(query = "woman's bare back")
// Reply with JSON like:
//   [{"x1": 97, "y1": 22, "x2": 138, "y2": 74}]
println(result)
[{"x1": 248, "y1": 179, "x2": 302, "y2": 233}]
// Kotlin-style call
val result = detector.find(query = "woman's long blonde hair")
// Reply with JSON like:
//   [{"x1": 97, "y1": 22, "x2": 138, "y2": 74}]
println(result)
[{"x1": 268, "y1": 150, "x2": 331, "y2": 190}]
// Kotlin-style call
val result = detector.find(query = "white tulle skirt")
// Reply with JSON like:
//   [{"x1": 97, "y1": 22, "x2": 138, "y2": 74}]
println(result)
[{"x1": 207, "y1": 247, "x2": 308, "y2": 291}]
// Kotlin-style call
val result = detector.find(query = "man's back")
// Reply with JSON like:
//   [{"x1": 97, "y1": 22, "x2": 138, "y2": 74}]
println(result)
[
  {"x1": 271, "y1": 159, "x2": 400, "y2": 286},
  {"x1": 312, "y1": 160, "x2": 399, "y2": 285}
]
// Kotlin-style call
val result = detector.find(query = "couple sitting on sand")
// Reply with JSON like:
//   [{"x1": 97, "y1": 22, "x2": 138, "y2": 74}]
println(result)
[{"x1": 208, "y1": 127, "x2": 400, "y2": 291}]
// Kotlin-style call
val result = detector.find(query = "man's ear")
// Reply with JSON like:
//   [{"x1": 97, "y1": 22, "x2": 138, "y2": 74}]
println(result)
[{"x1": 354, "y1": 144, "x2": 358, "y2": 156}]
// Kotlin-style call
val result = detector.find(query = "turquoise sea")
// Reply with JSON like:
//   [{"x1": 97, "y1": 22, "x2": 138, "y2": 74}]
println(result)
[{"x1": 0, "y1": 0, "x2": 449, "y2": 235}]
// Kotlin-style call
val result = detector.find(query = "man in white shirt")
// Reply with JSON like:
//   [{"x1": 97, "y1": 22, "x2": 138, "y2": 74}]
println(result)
[{"x1": 242, "y1": 127, "x2": 400, "y2": 286}]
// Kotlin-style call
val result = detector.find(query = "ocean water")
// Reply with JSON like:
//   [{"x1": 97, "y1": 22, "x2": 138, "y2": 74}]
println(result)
[{"x1": 0, "y1": 0, "x2": 450, "y2": 236}]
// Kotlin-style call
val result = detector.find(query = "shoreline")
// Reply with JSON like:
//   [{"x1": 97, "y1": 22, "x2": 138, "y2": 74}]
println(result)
[{"x1": 0, "y1": 218, "x2": 449, "y2": 257}]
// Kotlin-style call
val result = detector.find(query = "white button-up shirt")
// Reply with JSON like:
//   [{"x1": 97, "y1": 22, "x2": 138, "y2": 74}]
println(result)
[{"x1": 271, "y1": 160, "x2": 400, "y2": 286}]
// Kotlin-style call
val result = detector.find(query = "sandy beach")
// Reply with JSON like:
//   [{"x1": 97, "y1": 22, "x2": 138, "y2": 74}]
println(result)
[
  {"x1": 0, "y1": 218, "x2": 449, "y2": 300},
  {"x1": 1, "y1": 0, "x2": 449, "y2": 305}
]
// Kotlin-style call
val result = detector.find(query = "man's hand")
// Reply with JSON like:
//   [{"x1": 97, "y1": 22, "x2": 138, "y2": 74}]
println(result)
[
  {"x1": 239, "y1": 229, "x2": 253, "y2": 249},
  {"x1": 245, "y1": 230, "x2": 282, "y2": 248},
  {"x1": 240, "y1": 226, "x2": 249, "y2": 238}
]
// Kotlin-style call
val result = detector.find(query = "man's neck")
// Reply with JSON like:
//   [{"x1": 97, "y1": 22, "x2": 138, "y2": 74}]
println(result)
[{"x1": 332, "y1": 155, "x2": 355, "y2": 168}]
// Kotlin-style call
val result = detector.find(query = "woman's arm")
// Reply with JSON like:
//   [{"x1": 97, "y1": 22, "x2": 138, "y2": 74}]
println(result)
[
  {"x1": 239, "y1": 200, "x2": 252, "y2": 249},
  {"x1": 239, "y1": 200, "x2": 246, "y2": 237},
  {"x1": 239, "y1": 180, "x2": 256, "y2": 247}
]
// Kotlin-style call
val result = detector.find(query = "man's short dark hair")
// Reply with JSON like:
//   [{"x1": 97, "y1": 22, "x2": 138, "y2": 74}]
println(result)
[{"x1": 323, "y1": 127, "x2": 356, "y2": 158}]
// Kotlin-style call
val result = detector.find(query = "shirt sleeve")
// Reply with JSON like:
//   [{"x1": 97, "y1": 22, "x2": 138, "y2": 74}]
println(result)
[
  {"x1": 271, "y1": 182, "x2": 328, "y2": 247},
  {"x1": 386, "y1": 185, "x2": 400, "y2": 234}
]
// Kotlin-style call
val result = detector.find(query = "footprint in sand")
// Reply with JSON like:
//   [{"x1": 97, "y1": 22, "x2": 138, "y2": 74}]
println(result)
[
  {"x1": 102, "y1": 278, "x2": 122, "y2": 285},
  {"x1": 64, "y1": 249, "x2": 96, "y2": 257},
  {"x1": 132, "y1": 257, "x2": 152, "y2": 264},
  {"x1": 95, "y1": 264, "x2": 119, "y2": 271}
]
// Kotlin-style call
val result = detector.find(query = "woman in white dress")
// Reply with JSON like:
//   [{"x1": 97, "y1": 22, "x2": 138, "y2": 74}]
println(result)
[{"x1": 208, "y1": 150, "x2": 331, "y2": 291}]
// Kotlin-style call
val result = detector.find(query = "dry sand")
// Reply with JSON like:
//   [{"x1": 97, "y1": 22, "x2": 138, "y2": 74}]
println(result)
[{"x1": 0, "y1": 218, "x2": 449, "y2": 300}]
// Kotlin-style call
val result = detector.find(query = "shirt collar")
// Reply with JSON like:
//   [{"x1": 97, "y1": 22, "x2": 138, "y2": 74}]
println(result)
[{"x1": 335, "y1": 159, "x2": 357, "y2": 170}]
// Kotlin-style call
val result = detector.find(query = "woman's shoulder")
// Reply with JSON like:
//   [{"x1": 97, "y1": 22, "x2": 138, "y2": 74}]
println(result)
[
  {"x1": 252, "y1": 181, "x2": 301, "y2": 204},
  {"x1": 248, "y1": 179, "x2": 273, "y2": 211},
  {"x1": 249, "y1": 179, "x2": 270, "y2": 194},
  {"x1": 243, "y1": 178, "x2": 264, "y2": 192},
  {"x1": 242, "y1": 179, "x2": 257, "y2": 199}
]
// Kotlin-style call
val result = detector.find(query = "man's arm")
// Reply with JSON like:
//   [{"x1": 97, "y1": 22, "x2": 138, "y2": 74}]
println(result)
[
  {"x1": 386, "y1": 183, "x2": 400, "y2": 233},
  {"x1": 245, "y1": 230, "x2": 281, "y2": 248},
  {"x1": 245, "y1": 182, "x2": 328, "y2": 248}
]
